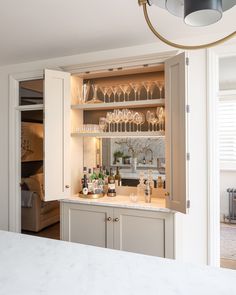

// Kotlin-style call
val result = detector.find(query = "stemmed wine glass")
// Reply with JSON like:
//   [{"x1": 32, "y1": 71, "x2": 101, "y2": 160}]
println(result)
[
  {"x1": 127, "y1": 110, "x2": 134, "y2": 132},
  {"x1": 117, "y1": 86, "x2": 122, "y2": 102},
  {"x1": 120, "y1": 84, "x2": 129, "y2": 101},
  {"x1": 107, "y1": 87, "x2": 113, "y2": 103},
  {"x1": 156, "y1": 81, "x2": 164, "y2": 99},
  {"x1": 111, "y1": 86, "x2": 118, "y2": 103},
  {"x1": 158, "y1": 107, "x2": 165, "y2": 131},
  {"x1": 100, "y1": 86, "x2": 109, "y2": 103},
  {"x1": 122, "y1": 109, "x2": 129, "y2": 132},
  {"x1": 99, "y1": 117, "x2": 107, "y2": 132},
  {"x1": 126, "y1": 85, "x2": 132, "y2": 101},
  {"x1": 149, "y1": 82, "x2": 156, "y2": 100},
  {"x1": 130, "y1": 83, "x2": 140, "y2": 101},
  {"x1": 143, "y1": 81, "x2": 153, "y2": 100},
  {"x1": 106, "y1": 112, "x2": 113, "y2": 132}
]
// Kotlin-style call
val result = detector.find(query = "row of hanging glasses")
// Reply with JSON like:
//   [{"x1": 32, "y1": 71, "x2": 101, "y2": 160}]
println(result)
[{"x1": 80, "y1": 80, "x2": 165, "y2": 104}]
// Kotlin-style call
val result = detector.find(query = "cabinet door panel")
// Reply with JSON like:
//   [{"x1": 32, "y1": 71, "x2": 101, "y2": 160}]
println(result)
[
  {"x1": 44, "y1": 69, "x2": 71, "y2": 201},
  {"x1": 61, "y1": 203, "x2": 113, "y2": 249},
  {"x1": 165, "y1": 52, "x2": 189, "y2": 213},
  {"x1": 114, "y1": 208, "x2": 174, "y2": 258}
]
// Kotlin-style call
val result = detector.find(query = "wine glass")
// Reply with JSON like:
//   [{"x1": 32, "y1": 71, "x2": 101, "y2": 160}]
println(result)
[
  {"x1": 116, "y1": 86, "x2": 122, "y2": 102},
  {"x1": 149, "y1": 82, "x2": 156, "y2": 100},
  {"x1": 106, "y1": 112, "x2": 113, "y2": 132},
  {"x1": 156, "y1": 81, "x2": 164, "y2": 99},
  {"x1": 100, "y1": 86, "x2": 109, "y2": 103},
  {"x1": 107, "y1": 87, "x2": 113, "y2": 103},
  {"x1": 143, "y1": 81, "x2": 153, "y2": 100},
  {"x1": 130, "y1": 83, "x2": 141, "y2": 101},
  {"x1": 147, "y1": 111, "x2": 155, "y2": 131},
  {"x1": 158, "y1": 107, "x2": 165, "y2": 131},
  {"x1": 120, "y1": 84, "x2": 129, "y2": 101},
  {"x1": 82, "y1": 82, "x2": 90, "y2": 104},
  {"x1": 127, "y1": 110, "x2": 134, "y2": 132},
  {"x1": 126, "y1": 85, "x2": 132, "y2": 101},
  {"x1": 122, "y1": 109, "x2": 129, "y2": 132},
  {"x1": 99, "y1": 117, "x2": 107, "y2": 132},
  {"x1": 111, "y1": 86, "x2": 118, "y2": 103},
  {"x1": 114, "y1": 110, "x2": 121, "y2": 132},
  {"x1": 140, "y1": 113, "x2": 145, "y2": 132}
]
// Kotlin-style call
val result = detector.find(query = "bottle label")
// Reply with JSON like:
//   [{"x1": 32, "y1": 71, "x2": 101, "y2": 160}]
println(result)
[
  {"x1": 82, "y1": 187, "x2": 89, "y2": 195},
  {"x1": 108, "y1": 183, "x2": 115, "y2": 190}
]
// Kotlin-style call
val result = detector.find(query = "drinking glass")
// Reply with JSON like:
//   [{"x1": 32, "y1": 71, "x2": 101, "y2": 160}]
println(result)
[
  {"x1": 87, "y1": 84, "x2": 103, "y2": 104},
  {"x1": 116, "y1": 87, "x2": 122, "y2": 102},
  {"x1": 126, "y1": 85, "x2": 132, "y2": 101},
  {"x1": 147, "y1": 111, "x2": 155, "y2": 131},
  {"x1": 111, "y1": 86, "x2": 118, "y2": 103},
  {"x1": 120, "y1": 84, "x2": 129, "y2": 101},
  {"x1": 122, "y1": 109, "x2": 129, "y2": 132},
  {"x1": 143, "y1": 81, "x2": 152, "y2": 100},
  {"x1": 106, "y1": 112, "x2": 113, "y2": 132},
  {"x1": 99, "y1": 117, "x2": 107, "y2": 132},
  {"x1": 100, "y1": 86, "x2": 109, "y2": 103},
  {"x1": 107, "y1": 87, "x2": 113, "y2": 103},
  {"x1": 130, "y1": 83, "x2": 141, "y2": 101},
  {"x1": 156, "y1": 81, "x2": 164, "y2": 99},
  {"x1": 127, "y1": 110, "x2": 134, "y2": 132},
  {"x1": 149, "y1": 82, "x2": 156, "y2": 100},
  {"x1": 158, "y1": 107, "x2": 165, "y2": 131},
  {"x1": 114, "y1": 110, "x2": 120, "y2": 132},
  {"x1": 82, "y1": 82, "x2": 90, "y2": 104}
]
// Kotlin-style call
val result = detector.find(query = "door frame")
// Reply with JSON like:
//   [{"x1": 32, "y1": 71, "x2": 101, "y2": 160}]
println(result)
[
  {"x1": 9, "y1": 70, "x2": 44, "y2": 232},
  {"x1": 9, "y1": 51, "x2": 177, "y2": 233},
  {"x1": 207, "y1": 44, "x2": 236, "y2": 266}
]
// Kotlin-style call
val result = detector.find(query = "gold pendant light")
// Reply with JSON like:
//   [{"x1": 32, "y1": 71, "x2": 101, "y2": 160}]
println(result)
[{"x1": 138, "y1": 0, "x2": 236, "y2": 50}]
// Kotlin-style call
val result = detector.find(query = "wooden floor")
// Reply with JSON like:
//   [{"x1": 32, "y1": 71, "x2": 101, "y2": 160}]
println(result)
[
  {"x1": 220, "y1": 223, "x2": 236, "y2": 270},
  {"x1": 22, "y1": 222, "x2": 60, "y2": 240}
]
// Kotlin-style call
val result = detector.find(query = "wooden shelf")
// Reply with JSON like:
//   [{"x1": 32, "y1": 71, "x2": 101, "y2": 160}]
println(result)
[
  {"x1": 71, "y1": 98, "x2": 165, "y2": 111},
  {"x1": 71, "y1": 131, "x2": 165, "y2": 138}
]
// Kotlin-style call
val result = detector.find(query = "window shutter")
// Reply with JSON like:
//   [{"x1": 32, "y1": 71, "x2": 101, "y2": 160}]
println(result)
[{"x1": 219, "y1": 97, "x2": 236, "y2": 167}]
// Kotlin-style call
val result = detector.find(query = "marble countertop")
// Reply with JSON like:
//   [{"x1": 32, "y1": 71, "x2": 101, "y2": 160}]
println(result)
[
  {"x1": 0, "y1": 230, "x2": 235, "y2": 295},
  {"x1": 61, "y1": 195, "x2": 172, "y2": 213},
  {"x1": 120, "y1": 169, "x2": 165, "y2": 180}
]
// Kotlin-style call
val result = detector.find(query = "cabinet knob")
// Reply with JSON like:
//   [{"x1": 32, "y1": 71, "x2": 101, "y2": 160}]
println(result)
[
  {"x1": 165, "y1": 192, "x2": 170, "y2": 197},
  {"x1": 107, "y1": 217, "x2": 112, "y2": 222},
  {"x1": 114, "y1": 218, "x2": 120, "y2": 222},
  {"x1": 65, "y1": 185, "x2": 70, "y2": 189}
]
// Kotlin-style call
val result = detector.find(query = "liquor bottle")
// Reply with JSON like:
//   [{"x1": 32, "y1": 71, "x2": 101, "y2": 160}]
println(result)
[
  {"x1": 115, "y1": 166, "x2": 121, "y2": 187},
  {"x1": 91, "y1": 167, "x2": 97, "y2": 181},
  {"x1": 82, "y1": 174, "x2": 89, "y2": 195},
  {"x1": 145, "y1": 180, "x2": 152, "y2": 203},
  {"x1": 98, "y1": 166, "x2": 104, "y2": 180},
  {"x1": 107, "y1": 168, "x2": 116, "y2": 197}
]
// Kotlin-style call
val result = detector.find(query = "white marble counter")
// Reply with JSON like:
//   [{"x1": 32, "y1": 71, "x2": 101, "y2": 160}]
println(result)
[
  {"x1": 62, "y1": 195, "x2": 172, "y2": 213},
  {"x1": 0, "y1": 230, "x2": 235, "y2": 295}
]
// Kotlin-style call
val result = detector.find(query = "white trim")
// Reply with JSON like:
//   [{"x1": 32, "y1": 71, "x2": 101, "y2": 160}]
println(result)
[
  {"x1": 16, "y1": 104, "x2": 44, "y2": 111},
  {"x1": 9, "y1": 71, "x2": 44, "y2": 233},
  {"x1": 206, "y1": 49, "x2": 220, "y2": 267}
]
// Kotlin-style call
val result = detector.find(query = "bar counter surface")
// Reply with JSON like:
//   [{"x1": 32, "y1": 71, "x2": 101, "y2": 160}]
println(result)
[{"x1": 0, "y1": 230, "x2": 235, "y2": 295}]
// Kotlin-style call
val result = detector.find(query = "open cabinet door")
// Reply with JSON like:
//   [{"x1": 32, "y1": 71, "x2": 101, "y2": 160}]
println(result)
[
  {"x1": 165, "y1": 52, "x2": 189, "y2": 214},
  {"x1": 44, "y1": 69, "x2": 71, "y2": 201}
]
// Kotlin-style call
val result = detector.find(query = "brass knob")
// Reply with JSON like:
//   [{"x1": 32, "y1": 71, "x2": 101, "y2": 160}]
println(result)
[
  {"x1": 107, "y1": 217, "x2": 112, "y2": 221},
  {"x1": 114, "y1": 218, "x2": 120, "y2": 222},
  {"x1": 165, "y1": 192, "x2": 170, "y2": 197},
  {"x1": 65, "y1": 185, "x2": 70, "y2": 189}
]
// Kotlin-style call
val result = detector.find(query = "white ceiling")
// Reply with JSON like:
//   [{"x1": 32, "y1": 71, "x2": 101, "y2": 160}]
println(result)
[{"x1": 0, "y1": 0, "x2": 235, "y2": 66}]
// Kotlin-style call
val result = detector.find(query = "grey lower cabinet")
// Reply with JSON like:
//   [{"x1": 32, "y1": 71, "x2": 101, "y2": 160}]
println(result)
[{"x1": 60, "y1": 202, "x2": 174, "y2": 258}]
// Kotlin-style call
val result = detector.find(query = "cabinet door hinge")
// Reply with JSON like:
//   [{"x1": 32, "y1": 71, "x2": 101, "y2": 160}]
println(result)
[
  {"x1": 186, "y1": 57, "x2": 189, "y2": 66},
  {"x1": 186, "y1": 105, "x2": 190, "y2": 113},
  {"x1": 187, "y1": 153, "x2": 190, "y2": 161},
  {"x1": 187, "y1": 200, "x2": 190, "y2": 209}
]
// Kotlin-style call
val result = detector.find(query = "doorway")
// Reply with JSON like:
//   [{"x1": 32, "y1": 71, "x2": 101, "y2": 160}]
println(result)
[
  {"x1": 19, "y1": 79, "x2": 60, "y2": 240},
  {"x1": 218, "y1": 56, "x2": 236, "y2": 270}
]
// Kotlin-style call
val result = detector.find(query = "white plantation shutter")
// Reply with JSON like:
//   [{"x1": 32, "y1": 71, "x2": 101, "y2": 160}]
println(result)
[{"x1": 219, "y1": 96, "x2": 236, "y2": 169}]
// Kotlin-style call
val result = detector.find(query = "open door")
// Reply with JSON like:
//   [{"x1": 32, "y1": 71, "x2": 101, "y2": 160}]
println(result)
[
  {"x1": 165, "y1": 52, "x2": 189, "y2": 214},
  {"x1": 44, "y1": 69, "x2": 71, "y2": 201}
]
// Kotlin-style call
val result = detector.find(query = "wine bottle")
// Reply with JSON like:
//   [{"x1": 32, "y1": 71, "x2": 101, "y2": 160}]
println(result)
[
  {"x1": 107, "y1": 168, "x2": 116, "y2": 197},
  {"x1": 115, "y1": 166, "x2": 121, "y2": 187},
  {"x1": 82, "y1": 174, "x2": 89, "y2": 195}
]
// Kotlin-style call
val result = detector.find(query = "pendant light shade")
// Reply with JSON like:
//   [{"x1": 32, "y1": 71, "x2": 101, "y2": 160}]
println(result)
[
  {"x1": 141, "y1": 0, "x2": 236, "y2": 49},
  {"x1": 184, "y1": 0, "x2": 223, "y2": 26}
]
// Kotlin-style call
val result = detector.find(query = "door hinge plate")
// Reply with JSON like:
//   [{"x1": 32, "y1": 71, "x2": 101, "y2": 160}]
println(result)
[
  {"x1": 186, "y1": 105, "x2": 190, "y2": 113},
  {"x1": 186, "y1": 57, "x2": 189, "y2": 66},
  {"x1": 187, "y1": 200, "x2": 190, "y2": 209},
  {"x1": 187, "y1": 153, "x2": 190, "y2": 161}
]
